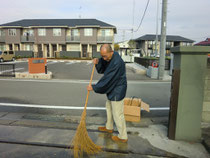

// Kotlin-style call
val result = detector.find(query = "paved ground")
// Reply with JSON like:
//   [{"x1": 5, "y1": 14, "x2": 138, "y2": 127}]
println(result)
[
  {"x1": 0, "y1": 112, "x2": 209, "y2": 158},
  {"x1": 0, "y1": 79, "x2": 171, "y2": 118},
  {"x1": 6, "y1": 60, "x2": 153, "y2": 80},
  {"x1": 0, "y1": 59, "x2": 209, "y2": 157}
]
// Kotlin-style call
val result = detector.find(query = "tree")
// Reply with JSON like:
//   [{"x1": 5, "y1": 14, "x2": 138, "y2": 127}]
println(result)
[
  {"x1": 128, "y1": 40, "x2": 136, "y2": 49},
  {"x1": 114, "y1": 44, "x2": 120, "y2": 51}
]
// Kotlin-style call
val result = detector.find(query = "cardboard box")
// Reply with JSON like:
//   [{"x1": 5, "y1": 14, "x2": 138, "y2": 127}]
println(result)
[
  {"x1": 124, "y1": 98, "x2": 141, "y2": 107},
  {"x1": 124, "y1": 98, "x2": 150, "y2": 122}
]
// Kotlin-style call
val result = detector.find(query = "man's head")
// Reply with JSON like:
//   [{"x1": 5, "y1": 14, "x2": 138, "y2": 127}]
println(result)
[{"x1": 100, "y1": 44, "x2": 114, "y2": 61}]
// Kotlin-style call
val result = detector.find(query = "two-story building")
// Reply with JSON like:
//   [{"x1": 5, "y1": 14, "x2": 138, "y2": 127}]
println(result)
[
  {"x1": 134, "y1": 34, "x2": 194, "y2": 57},
  {"x1": 0, "y1": 19, "x2": 116, "y2": 58}
]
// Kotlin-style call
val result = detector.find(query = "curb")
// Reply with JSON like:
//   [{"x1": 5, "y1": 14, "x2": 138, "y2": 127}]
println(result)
[{"x1": 15, "y1": 71, "x2": 52, "y2": 80}]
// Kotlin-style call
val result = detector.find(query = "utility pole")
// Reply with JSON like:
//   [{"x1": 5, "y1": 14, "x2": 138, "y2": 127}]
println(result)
[
  {"x1": 155, "y1": 0, "x2": 160, "y2": 56},
  {"x1": 158, "y1": 0, "x2": 168, "y2": 80},
  {"x1": 131, "y1": 0, "x2": 135, "y2": 39}
]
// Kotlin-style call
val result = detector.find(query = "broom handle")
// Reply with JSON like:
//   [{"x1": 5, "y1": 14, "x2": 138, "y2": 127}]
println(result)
[{"x1": 84, "y1": 64, "x2": 95, "y2": 108}]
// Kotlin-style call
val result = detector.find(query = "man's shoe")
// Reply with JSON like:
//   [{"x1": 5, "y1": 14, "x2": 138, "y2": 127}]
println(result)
[
  {"x1": 111, "y1": 136, "x2": 128, "y2": 143},
  {"x1": 98, "y1": 127, "x2": 113, "y2": 133}
]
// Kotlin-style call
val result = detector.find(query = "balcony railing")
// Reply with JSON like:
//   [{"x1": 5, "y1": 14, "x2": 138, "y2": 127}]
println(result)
[
  {"x1": 21, "y1": 36, "x2": 35, "y2": 42},
  {"x1": 97, "y1": 36, "x2": 113, "y2": 43},
  {"x1": 66, "y1": 36, "x2": 80, "y2": 42},
  {"x1": 0, "y1": 36, "x2": 5, "y2": 42}
]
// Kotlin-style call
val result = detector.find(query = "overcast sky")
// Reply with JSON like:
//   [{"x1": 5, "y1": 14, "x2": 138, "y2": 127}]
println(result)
[{"x1": 0, "y1": 0, "x2": 209, "y2": 43}]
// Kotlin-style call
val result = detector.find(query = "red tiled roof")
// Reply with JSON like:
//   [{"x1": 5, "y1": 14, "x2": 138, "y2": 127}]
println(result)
[{"x1": 195, "y1": 38, "x2": 210, "y2": 46}]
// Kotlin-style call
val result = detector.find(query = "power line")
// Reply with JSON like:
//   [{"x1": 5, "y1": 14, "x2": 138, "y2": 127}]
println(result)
[{"x1": 133, "y1": 0, "x2": 150, "y2": 32}]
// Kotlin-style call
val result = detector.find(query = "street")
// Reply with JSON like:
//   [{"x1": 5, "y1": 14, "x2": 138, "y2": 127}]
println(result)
[
  {"x1": 0, "y1": 60, "x2": 171, "y2": 118},
  {"x1": 0, "y1": 60, "x2": 173, "y2": 158},
  {"x1": 0, "y1": 60, "x2": 209, "y2": 158},
  {"x1": 0, "y1": 78, "x2": 170, "y2": 117},
  {"x1": 9, "y1": 60, "x2": 153, "y2": 80}
]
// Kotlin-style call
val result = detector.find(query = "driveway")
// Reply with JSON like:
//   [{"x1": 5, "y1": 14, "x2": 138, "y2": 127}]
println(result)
[{"x1": 11, "y1": 60, "x2": 152, "y2": 80}]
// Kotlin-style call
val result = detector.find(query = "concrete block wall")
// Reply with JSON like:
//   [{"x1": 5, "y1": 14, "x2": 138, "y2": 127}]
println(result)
[
  {"x1": 59, "y1": 51, "x2": 81, "y2": 58},
  {"x1": 202, "y1": 67, "x2": 210, "y2": 122},
  {"x1": 15, "y1": 51, "x2": 34, "y2": 57}
]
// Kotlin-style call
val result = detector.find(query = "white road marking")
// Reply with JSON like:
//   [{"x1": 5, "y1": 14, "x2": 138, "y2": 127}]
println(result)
[
  {"x1": 66, "y1": 61, "x2": 76, "y2": 65},
  {"x1": 86, "y1": 62, "x2": 92, "y2": 65},
  {"x1": 0, "y1": 68, "x2": 24, "y2": 74},
  {"x1": 0, "y1": 103, "x2": 169, "y2": 111},
  {"x1": 0, "y1": 78, "x2": 171, "y2": 84},
  {"x1": 47, "y1": 61, "x2": 58, "y2": 65},
  {"x1": 5, "y1": 61, "x2": 27, "y2": 64}
]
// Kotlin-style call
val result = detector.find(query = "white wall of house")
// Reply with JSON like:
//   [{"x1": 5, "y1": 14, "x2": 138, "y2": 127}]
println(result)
[{"x1": 68, "y1": 44, "x2": 80, "y2": 51}]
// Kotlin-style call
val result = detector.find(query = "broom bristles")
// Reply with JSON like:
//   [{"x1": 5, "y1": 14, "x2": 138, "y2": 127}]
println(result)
[
  {"x1": 70, "y1": 64, "x2": 102, "y2": 158},
  {"x1": 71, "y1": 108, "x2": 102, "y2": 158}
]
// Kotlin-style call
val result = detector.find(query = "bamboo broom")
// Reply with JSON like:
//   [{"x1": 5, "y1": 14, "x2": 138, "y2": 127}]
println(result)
[{"x1": 70, "y1": 64, "x2": 102, "y2": 158}]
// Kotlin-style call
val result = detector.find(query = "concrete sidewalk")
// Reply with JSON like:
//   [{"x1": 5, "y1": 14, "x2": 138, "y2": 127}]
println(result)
[
  {"x1": 0, "y1": 112, "x2": 209, "y2": 158},
  {"x1": 126, "y1": 63, "x2": 172, "y2": 81}
]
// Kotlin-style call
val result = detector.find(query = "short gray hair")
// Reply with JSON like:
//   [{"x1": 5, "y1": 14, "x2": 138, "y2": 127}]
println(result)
[{"x1": 100, "y1": 44, "x2": 113, "y2": 52}]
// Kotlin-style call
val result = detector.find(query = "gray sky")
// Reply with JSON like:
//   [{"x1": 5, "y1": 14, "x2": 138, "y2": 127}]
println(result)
[{"x1": 0, "y1": 0, "x2": 209, "y2": 43}]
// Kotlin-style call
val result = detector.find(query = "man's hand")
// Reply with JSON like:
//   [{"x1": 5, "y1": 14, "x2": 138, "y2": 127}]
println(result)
[
  {"x1": 93, "y1": 58, "x2": 99, "y2": 65},
  {"x1": 87, "y1": 85, "x2": 93, "y2": 91}
]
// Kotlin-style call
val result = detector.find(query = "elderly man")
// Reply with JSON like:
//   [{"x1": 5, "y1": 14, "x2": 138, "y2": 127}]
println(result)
[{"x1": 87, "y1": 44, "x2": 128, "y2": 143}]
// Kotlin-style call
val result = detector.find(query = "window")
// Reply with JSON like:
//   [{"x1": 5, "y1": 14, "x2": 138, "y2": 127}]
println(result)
[
  {"x1": 0, "y1": 30, "x2": 5, "y2": 36},
  {"x1": 69, "y1": 44, "x2": 80, "y2": 51},
  {"x1": 84, "y1": 28, "x2": 93, "y2": 36},
  {"x1": 101, "y1": 30, "x2": 105, "y2": 36},
  {"x1": 53, "y1": 28, "x2": 61, "y2": 36},
  {"x1": 8, "y1": 29, "x2": 16, "y2": 36},
  {"x1": 38, "y1": 29, "x2": 46, "y2": 36},
  {"x1": 71, "y1": 29, "x2": 79, "y2": 36},
  {"x1": 0, "y1": 44, "x2": 5, "y2": 51},
  {"x1": 101, "y1": 29, "x2": 111, "y2": 36},
  {"x1": 24, "y1": 44, "x2": 33, "y2": 51},
  {"x1": 24, "y1": 29, "x2": 34, "y2": 36},
  {"x1": 9, "y1": 51, "x2": 14, "y2": 55},
  {"x1": 62, "y1": 45, "x2": 66, "y2": 51},
  {"x1": 9, "y1": 44, "x2": 13, "y2": 50},
  {"x1": 148, "y1": 41, "x2": 153, "y2": 45},
  {"x1": 92, "y1": 45, "x2": 97, "y2": 53}
]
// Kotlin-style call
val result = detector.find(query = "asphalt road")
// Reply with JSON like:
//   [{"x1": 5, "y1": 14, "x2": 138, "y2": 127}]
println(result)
[
  {"x1": 10, "y1": 60, "x2": 152, "y2": 80},
  {"x1": 0, "y1": 78, "x2": 171, "y2": 117},
  {"x1": 0, "y1": 60, "x2": 171, "y2": 117}
]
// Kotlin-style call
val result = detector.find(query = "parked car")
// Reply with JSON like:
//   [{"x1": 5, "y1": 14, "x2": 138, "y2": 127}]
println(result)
[{"x1": 0, "y1": 51, "x2": 15, "y2": 62}]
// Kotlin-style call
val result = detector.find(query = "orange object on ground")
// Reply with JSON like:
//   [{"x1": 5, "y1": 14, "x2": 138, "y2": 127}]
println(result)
[
  {"x1": 28, "y1": 58, "x2": 46, "y2": 74},
  {"x1": 111, "y1": 136, "x2": 128, "y2": 143},
  {"x1": 98, "y1": 126, "x2": 114, "y2": 133}
]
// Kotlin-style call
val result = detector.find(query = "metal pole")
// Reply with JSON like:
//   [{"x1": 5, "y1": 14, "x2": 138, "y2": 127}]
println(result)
[
  {"x1": 132, "y1": 0, "x2": 135, "y2": 39},
  {"x1": 155, "y1": 0, "x2": 160, "y2": 56},
  {"x1": 158, "y1": 0, "x2": 168, "y2": 80}
]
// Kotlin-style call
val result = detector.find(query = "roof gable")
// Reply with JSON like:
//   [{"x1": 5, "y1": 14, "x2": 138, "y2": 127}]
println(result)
[
  {"x1": 135, "y1": 34, "x2": 194, "y2": 43},
  {"x1": 195, "y1": 38, "x2": 210, "y2": 46},
  {"x1": 0, "y1": 19, "x2": 115, "y2": 28}
]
